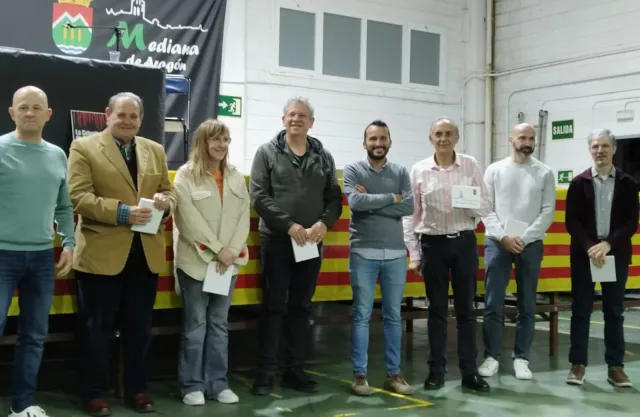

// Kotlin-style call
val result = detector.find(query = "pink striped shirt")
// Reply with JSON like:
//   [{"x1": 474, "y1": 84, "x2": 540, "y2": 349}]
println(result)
[{"x1": 402, "y1": 152, "x2": 491, "y2": 261}]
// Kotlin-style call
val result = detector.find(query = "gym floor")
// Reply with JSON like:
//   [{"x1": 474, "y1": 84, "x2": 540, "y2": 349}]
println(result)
[{"x1": 1, "y1": 303, "x2": 640, "y2": 416}]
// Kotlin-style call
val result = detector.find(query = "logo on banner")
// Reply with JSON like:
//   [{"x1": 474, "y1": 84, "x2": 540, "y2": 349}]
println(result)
[
  {"x1": 105, "y1": 0, "x2": 207, "y2": 73},
  {"x1": 49, "y1": 0, "x2": 208, "y2": 73},
  {"x1": 52, "y1": 0, "x2": 94, "y2": 55}
]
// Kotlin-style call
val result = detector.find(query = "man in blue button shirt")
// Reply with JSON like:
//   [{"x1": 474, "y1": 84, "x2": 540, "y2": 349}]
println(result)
[{"x1": 343, "y1": 120, "x2": 414, "y2": 396}]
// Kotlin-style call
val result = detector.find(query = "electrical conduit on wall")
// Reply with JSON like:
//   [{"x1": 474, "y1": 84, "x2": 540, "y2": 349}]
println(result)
[
  {"x1": 505, "y1": 71, "x2": 640, "y2": 155},
  {"x1": 462, "y1": 0, "x2": 487, "y2": 168}
]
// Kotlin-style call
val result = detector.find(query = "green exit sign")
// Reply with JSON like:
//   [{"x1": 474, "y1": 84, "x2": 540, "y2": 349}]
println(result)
[
  {"x1": 557, "y1": 170, "x2": 573, "y2": 184},
  {"x1": 551, "y1": 119, "x2": 574, "y2": 140},
  {"x1": 218, "y1": 95, "x2": 242, "y2": 117}
]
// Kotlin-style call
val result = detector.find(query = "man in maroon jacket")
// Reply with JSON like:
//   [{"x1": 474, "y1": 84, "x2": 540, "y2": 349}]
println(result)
[{"x1": 565, "y1": 128, "x2": 639, "y2": 387}]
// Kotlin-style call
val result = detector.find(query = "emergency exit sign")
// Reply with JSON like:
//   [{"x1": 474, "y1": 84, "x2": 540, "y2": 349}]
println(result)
[
  {"x1": 557, "y1": 170, "x2": 573, "y2": 184},
  {"x1": 551, "y1": 119, "x2": 574, "y2": 140},
  {"x1": 218, "y1": 95, "x2": 242, "y2": 117}
]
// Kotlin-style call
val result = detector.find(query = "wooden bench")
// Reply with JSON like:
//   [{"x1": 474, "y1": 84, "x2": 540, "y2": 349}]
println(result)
[{"x1": 4, "y1": 292, "x2": 640, "y2": 355}]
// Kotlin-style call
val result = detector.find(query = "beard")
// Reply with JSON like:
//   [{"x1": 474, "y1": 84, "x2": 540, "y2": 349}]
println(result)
[
  {"x1": 515, "y1": 145, "x2": 534, "y2": 155},
  {"x1": 367, "y1": 147, "x2": 388, "y2": 160}
]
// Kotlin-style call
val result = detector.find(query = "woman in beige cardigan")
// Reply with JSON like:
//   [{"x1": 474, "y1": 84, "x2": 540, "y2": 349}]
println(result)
[{"x1": 172, "y1": 119, "x2": 250, "y2": 406}]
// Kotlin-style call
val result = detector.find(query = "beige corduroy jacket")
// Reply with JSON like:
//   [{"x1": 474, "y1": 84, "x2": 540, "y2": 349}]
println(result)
[
  {"x1": 68, "y1": 129, "x2": 176, "y2": 276},
  {"x1": 172, "y1": 162, "x2": 250, "y2": 290}
]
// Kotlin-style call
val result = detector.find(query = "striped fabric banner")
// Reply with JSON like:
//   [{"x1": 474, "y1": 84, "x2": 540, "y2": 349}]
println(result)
[{"x1": 7, "y1": 175, "x2": 640, "y2": 316}]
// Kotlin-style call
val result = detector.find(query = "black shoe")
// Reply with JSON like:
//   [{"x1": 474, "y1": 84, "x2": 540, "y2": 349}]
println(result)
[
  {"x1": 252, "y1": 374, "x2": 274, "y2": 396},
  {"x1": 281, "y1": 368, "x2": 318, "y2": 393},
  {"x1": 424, "y1": 372, "x2": 445, "y2": 390},
  {"x1": 461, "y1": 373, "x2": 490, "y2": 392}
]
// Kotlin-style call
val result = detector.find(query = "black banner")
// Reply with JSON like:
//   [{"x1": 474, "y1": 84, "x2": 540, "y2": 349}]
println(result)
[
  {"x1": 0, "y1": 0, "x2": 227, "y2": 167},
  {"x1": 0, "y1": 50, "x2": 167, "y2": 152}
]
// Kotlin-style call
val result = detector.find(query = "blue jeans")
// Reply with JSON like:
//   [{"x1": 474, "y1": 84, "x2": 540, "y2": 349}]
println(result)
[
  {"x1": 0, "y1": 249, "x2": 55, "y2": 413},
  {"x1": 482, "y1": 238, "x2": 543, "y2": 361},
  {"x1": 177, "y1": 269, "x2": 237, "y2": 398},
  {"x1": 349, "y1": 253, "x2": 407, "y2": 376}
]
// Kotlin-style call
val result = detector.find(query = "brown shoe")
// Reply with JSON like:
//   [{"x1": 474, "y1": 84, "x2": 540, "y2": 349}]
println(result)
[
  {"x1": 608, "y1": 366, "x2": 632, "y2": 387},
  {"x1": 86, "y1": 398, "x2": 111, "y2": 416},
  {"x1": 565, "y1": 364, "x2": 586, "y2": 385},
  {"x1": 384, "y1": 373, "x2": 413, "y2": 395},
  {"x1": 125, "y1": 393, "x2": 155, "y2": 413},
  {"x1": 351, "y1": 374, "x2": 372, "y2": 396}
]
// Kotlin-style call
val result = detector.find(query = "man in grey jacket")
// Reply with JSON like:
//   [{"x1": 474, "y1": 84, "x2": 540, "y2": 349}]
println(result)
[{"x1": 249, "y1": 97, "x2": 343, "y2": 395}]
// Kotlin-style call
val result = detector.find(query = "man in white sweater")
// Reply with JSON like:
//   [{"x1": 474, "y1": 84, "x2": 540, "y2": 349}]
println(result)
[{"x1": 479, "y1": 123, "x2": 556, "y2": 380}]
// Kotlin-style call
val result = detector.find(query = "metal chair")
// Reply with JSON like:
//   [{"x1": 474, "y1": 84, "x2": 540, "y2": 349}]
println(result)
[{"x1": 164, "y1": 74, "x2": 191, "y2": 162}]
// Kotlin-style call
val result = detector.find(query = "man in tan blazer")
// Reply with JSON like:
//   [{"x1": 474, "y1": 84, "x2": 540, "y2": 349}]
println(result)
[{"x1": 67, "y1": 92, "x2": 176, "y2": 416}]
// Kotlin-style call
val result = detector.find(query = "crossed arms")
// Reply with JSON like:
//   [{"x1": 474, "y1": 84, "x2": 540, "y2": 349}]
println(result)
[{"x1": 342, "y1": 163, "x2": 414, "y2": 219}]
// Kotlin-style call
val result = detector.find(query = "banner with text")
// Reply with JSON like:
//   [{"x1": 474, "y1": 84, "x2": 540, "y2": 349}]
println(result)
[
  {"x1": 71, "y1": 110, "x2": 107, "y2": 140},
  {"x1": 0, "y1": 0, "x2": 227, "y2": 166}
]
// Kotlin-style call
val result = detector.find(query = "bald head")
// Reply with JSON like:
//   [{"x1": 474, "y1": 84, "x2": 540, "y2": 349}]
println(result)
[
  {"x1": 428, "y1": 117, "x2": 459, "y2": 156},
  {"x1": 509, "y1": 123, "x2": 536, "y2": 159},
  {"x1": 430, "y1": 117, "x2": 459, "y2": 137},
  {"x1": 9, "y1": 85, "x2": 52, "y2": 141},
  {"x1": 12, "y1": 86, "x2": 48, "y2": 108},
  {"x1": 511, "y1": 123, "x2": 535, "y2": 138}
]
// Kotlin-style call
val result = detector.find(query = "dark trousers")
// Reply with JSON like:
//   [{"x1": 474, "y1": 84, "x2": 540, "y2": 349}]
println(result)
[
  {"x1": 420, "y1": 231, "x2": 479, "y2": 375},
  {"x1": 569, "y1": 256, "x2": 628, "y2": 367},
  {"x1": 257, "y1": 236, "x2": 322, "y2": 376},
  {"x1": 75, "y1": 238, "x2": 158, "y2": 402}
]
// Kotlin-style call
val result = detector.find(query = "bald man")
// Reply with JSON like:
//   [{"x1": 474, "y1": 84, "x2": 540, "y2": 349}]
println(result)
[
  {"x1": 479, "y1": 123, "x2": 555, "y2": 380},
  {"x1": 403, "y1": 117, "x2": 492, "y2": 392},
  {"x1": 0, "y1": 86, "x2": 75, "y2": 417}
]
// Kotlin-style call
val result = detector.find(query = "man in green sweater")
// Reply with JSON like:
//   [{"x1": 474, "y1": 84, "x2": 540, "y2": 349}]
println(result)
[{"x1": 0, "y1": 86, "x2": 75, "y2": 417}]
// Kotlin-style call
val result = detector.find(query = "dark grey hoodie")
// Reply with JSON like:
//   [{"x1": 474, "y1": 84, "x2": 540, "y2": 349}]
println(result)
[{"x1": 249, "y1": 130, "x2": 343, "y2": 237}]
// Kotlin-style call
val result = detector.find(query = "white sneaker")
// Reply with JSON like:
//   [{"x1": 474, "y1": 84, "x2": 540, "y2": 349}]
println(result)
[
  {"x1": 513, "y1": 358, "x2": 533, "y2": 380},
  {"x1": 9, "y1": 406, "x2": 50, "y2": 417},
  {"x1": 216, "y1": 388, "x2": 239, "y2": 404},
  {"x1": 183, "y1": 391, "x2": 205, "y2": 406},
  {"x1": 478, "y1": 357, "x2": 499, "y2": 377}
]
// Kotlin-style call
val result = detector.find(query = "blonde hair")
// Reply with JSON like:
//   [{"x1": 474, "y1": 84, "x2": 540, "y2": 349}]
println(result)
[{"x1": 187, "y1": 118, "x2": 230, "y2": 184}]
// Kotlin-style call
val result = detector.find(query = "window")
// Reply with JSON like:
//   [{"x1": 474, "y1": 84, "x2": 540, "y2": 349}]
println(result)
[
  {"x1": 366, "y1": 20, "x2": 402, "y2": 84},
  {"x1": 322, "y1": 13, "x2": 361, "y2": 79},
  {"x1": 278, "y1": 8, "x2": 315, "y2": 71},
  {"x1": 276, "y1": 6, "x2": 443, "y2": 89},
  {"x1": 410, "y1": 29, "x2": 440, "y2": 86}
]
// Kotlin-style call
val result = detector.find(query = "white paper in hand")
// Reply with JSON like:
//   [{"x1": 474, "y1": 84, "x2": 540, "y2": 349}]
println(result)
[
  {"x1": 504, "y1": 219, "x2": 528, "y2": 237},
  {"x1": 291, "y1": 238, "x2": 319, "y2": 263},
  {"x1": 451, "y1": 185, "x2": 481, "y2": 209},
  {"x1": 130, "y1": 198, "x2": 163, "y2": 234},
  {"x1": 203, "y1": 262, "x2": 234, "y2": 296},
  {"x1": 590, "y1": 256, "x2": 616, "y2": 283}
]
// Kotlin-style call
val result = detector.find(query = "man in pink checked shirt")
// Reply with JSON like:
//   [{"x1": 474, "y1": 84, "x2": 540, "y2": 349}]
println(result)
[{"x1": 402, "y1": 117, "x2": 492, "y2": 392}]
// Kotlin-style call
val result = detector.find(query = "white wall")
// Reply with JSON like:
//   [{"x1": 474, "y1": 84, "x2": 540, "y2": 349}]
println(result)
[
  {"x1": 493, "y1": 0, "x2": 640, "y2": 184},
  {"x1": 233, "y1": 0, "x2": 467, "y2": 172},
  {"x1": 219, "y1": 0, "x2": 247, "y2": 172}
]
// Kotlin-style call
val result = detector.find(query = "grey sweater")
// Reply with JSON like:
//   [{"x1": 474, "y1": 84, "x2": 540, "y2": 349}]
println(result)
[
  {"x1": 249, "y1": 130, "x2": 343, "y2": 237},
  {"x1": 342, "y1": 159, "x2": 414, "y2": 251}
]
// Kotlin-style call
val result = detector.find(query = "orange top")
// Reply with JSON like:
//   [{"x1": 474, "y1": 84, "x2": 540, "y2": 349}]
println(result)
[{"x1": 212, "y1": 170, "x2": 223, "y2": 203}]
